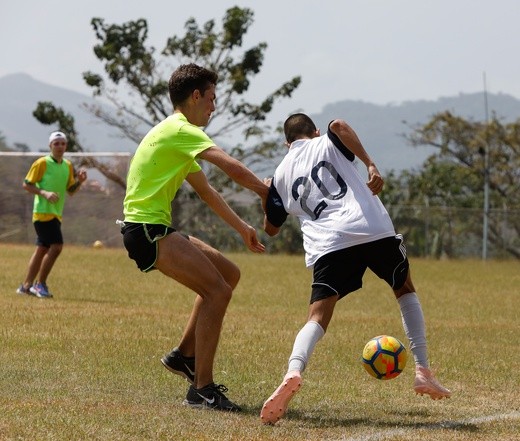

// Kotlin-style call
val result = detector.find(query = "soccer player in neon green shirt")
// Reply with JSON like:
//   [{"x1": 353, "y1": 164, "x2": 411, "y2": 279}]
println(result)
[
  {"x1": 121, "y1": 64, "x2": 269, "y2": 411},
  {"x1": 17, "y1": 131, "x2": 87, "y2": 298}
]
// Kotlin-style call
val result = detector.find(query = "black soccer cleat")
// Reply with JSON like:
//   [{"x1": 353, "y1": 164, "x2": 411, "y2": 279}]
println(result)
[
  {"x1": 183, "y1": 383, "x2": 242, "y2": 412},
  {"x1": 161, "y1": 347, "x2": 195, "y2": 384}
]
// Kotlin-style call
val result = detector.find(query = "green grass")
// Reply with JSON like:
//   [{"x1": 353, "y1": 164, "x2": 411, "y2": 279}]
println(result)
[{"x1": 1, "y1": 244, "x2": 519, "y2": 440}]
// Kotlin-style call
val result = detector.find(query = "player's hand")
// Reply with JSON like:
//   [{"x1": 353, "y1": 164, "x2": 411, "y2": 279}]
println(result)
[
  {"x1": 77, "y1": 169, "x2": 88, "y2": 182},
  {"x1": 42, "y1": 190, "x2": 59, "y2": 203},
  {"x1": 240, "y1": 223, "x2": 265, "y2": 253},
  {"x1": 367, "y1": 164, "x2": 384, "y2": 195}
]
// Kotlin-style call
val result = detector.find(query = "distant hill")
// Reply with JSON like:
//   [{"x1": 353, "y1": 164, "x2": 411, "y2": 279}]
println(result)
[
  {"x1": 1, "y1": 73, "x2": 520, "y2": 171},
  {"x1": 310, "y1": 92, "x2": 520, "y2": 172},
  {"x1": 0, "y1": 73, "x2": 135, "y2": 152}
]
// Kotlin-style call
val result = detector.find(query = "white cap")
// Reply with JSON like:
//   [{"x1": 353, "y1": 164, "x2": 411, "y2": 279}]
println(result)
[{"x1": 49, "y1": 131, "x2": 67, "y2": 144}]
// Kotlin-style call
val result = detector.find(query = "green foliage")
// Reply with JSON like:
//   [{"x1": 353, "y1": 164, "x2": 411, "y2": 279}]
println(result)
[
  {"x1": 380, "y1": 112, "x2": 520, "y2": 259},
  {"x1": 31, "y1": 103, "x2": 127, "y2": 188},
  {"x1": 32, "y1": 102, "x2": 81, "y2": 152},
  {"x1": 408, "y1": 111, "x2": 520, "y2": 203},
  {"x1": 84, "y1": 17, "x2": 168, "y2": 125},
  {"x1": 83, "y1": 6, "x2": 301, "y2": 145}
]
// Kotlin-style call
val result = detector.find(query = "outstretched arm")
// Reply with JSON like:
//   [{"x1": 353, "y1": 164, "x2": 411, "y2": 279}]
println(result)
[
  {"x1": 185, "y1": 170, "x2": 265, "y2": 253},
  {"x1": 329, "y1": 119, "x2": 384, "y2": 195},
  {"x1": 199, "y1": 146, "x2": 269, "y2": 208}
]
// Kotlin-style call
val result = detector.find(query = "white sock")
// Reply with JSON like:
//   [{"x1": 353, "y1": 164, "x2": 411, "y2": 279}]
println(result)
[
  {"x1": 287, "y1": 321, "x2": 325, "y2": 373},
  {"x1": 397, "y1": 292, "x2": 429, "y2": 369}
]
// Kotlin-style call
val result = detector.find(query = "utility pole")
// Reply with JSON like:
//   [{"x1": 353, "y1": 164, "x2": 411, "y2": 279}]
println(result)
[{"x1": 482, "y1": 72, "x2": 490, "y2": 260}]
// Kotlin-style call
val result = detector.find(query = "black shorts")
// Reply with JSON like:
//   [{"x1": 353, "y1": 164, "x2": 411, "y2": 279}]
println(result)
[
  {"x1": 311, "y1": 234, "x2": 409, "y2": 304},
  {"x1": 34, "y1": 218, "x2": 63, "y2": 247},
  {"x1": 121, "y1": 223, "x2": 176, "y2": 272}
]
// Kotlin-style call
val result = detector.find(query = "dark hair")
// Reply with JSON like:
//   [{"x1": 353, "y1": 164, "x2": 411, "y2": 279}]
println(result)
[
  {"x1": 168, "y1": 63, "x2": 218, "y2": 107},
  {"x1": 283, "y1": 113, "x2": 317, "y2": 143}
]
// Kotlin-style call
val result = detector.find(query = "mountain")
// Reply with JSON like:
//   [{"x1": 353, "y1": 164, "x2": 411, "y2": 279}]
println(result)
[
  {"x1": 310, "y1": 92, "x2": 520, "y2": 172},
  {"x1": 1, "y1": 73, "x2": 520, "y2": 171},
  {"x1": 0, "y1": 73, "x2": 135, "y2": 152}
]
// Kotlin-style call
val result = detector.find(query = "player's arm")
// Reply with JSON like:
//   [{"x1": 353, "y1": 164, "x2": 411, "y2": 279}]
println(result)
[
  {"x1": 263, "y1": 178, "x2": 288, "y2": 237},
  {"x1": 23, "y1": 159, "x2": 59, "y2": 202},
  {"x1": 329, "y1": 119, "x2": 384, "y2": 195},
  {"x1": 185, "y1": 170, "x2": 265, "y2": 253},
  {"x1": 264, "y1": 217, "x2": 280, "y2": 237},
  {"x1": 67, "y1": 169, "x2": 87, "y2": 195},
  {"x1": 22, "y1": 181, "x2": 59, "y2": 203},
  {"x1": 198, "y1": 146, "x2": 269, "y2": 208}
]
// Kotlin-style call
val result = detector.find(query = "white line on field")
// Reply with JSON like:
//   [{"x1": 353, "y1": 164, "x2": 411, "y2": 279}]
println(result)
[{"x1": 337, "y1": 411, "x2": 520, "y2": 441}]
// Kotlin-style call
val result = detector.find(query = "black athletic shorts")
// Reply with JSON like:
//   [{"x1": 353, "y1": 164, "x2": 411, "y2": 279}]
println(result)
[
  {"x1": 121, "y1": 222, "x2": 176, "y2": 273},
  {"x1": 34, "y1": 218, "x2": 63, "y2": 247},
  {"x1": 310, "y1": 234, "x2": 409, "y2": 304}
]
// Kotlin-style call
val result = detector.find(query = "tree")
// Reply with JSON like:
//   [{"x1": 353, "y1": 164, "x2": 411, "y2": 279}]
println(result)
[
  {"x1": 33, "y1": 102, "x2": 127, "y2": 188},
  {"x1": 81, "y1": 7, "x2": 300, "y2": 173},
  {"x1": 406, "y1": 111, "x2": 520, "y2": 259},
  {"x1": 82, "y1": 6, "x2": 300, "y2": 238},
  {"x1": 0, "y1": 131, "x2": 9, "y2": 151},
  {"x1": 0, "y1": 132, "x2": 29, "y2": 152}
]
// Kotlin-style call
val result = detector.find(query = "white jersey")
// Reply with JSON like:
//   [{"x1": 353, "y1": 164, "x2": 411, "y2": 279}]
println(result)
[{"x1": 266, "y1": 130, "x2": 395, "y2": 267}]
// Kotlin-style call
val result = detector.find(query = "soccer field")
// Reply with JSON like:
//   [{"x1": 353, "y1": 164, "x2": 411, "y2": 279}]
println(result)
[{"x1": 1, "y1": 244, "x2": 519, "y2": 440}]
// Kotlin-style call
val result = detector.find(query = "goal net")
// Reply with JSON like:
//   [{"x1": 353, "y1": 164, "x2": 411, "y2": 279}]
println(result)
[{"x1": 0, "y1": 152, "x2": 132, "y2": 247}]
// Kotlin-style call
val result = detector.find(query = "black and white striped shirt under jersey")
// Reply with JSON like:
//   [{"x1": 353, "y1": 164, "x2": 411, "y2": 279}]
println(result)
[{"x1": 266, "y1": 127, "x2": 396, "y2": 267}]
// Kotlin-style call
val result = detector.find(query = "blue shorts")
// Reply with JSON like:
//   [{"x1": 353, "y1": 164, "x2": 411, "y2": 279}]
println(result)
[
  {"x1": 34, "y1": 218, "x2": 63, "y2": 247},
  {"x1": 310, "y1": 234, "x2": 409, "y2": 303},
  {"x1": 121, "y1": 222, "x2": 179, "y2": 272}
]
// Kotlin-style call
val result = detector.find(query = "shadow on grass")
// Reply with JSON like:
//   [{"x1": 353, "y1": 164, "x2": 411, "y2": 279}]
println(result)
[{"x1": 240, "y1": 405, "x2": 479, "y2": 434}]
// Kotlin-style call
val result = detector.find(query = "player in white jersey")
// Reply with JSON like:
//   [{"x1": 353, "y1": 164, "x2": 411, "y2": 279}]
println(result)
[{"x1": 260, "y1": 113, "x2": 451, "y2": 425}]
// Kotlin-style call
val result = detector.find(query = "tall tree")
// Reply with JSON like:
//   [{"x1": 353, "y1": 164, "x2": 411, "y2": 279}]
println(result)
[
  {"x1": 81, "y1": 7, "x2": 300, "y2": 172},
  {"x1": 33, "y1": 102, "x2": 127, "y2": 188},
  {"x1": 406, "y1": 111, "x2": 520, "y2": 258}
]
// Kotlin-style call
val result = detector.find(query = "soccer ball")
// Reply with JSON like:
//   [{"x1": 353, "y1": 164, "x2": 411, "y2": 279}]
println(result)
[{"x1": 361, "y1": 335, "x2": 407, "y2": 380}]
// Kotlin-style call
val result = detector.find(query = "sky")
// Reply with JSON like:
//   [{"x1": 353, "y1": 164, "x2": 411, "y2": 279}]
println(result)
[{"x1": 1, "y1": 0, "x2": 519, "y2": 118}]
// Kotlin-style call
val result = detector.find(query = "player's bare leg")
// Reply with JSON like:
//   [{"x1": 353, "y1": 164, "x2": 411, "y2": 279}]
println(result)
[
  {"x1": 176, "y1": 236, "x2": 240, "y2": 358},
  {"x1": 155, "y1": 233, "x2": 234, "y2": 389},
  {"x1": 37, "y1": 243, "x2": 62, "y2": 284},
  {"x1": 22, "y1": 245, "x2": 47, "y2": 289}
]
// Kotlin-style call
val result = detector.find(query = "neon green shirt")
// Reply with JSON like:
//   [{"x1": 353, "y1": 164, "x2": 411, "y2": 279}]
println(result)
[
  {"x1": 24, "y1": 155, "x2": 75, "y2": 222},
  {"x1": 123, "y1": 113, "x2": 215, "y2": 226}
]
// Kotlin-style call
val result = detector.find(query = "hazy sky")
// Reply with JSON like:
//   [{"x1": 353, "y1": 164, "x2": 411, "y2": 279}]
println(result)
[{"x1": 1, "y1": 0, "x2": 519, "y2": 117}]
